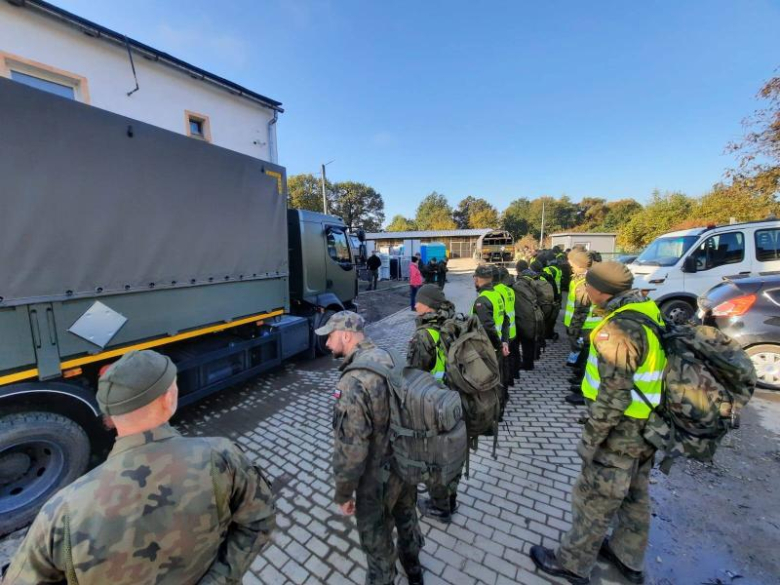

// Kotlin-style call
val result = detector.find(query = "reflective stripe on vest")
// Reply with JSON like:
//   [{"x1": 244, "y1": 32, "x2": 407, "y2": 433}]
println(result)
[
  {"x1": 544, "y1": 265, "x2": 562, "y2": 289},
  {"x1": 495, "y1": 283, "x2": 516, "y2": 339},
  {"x1": 426, "y1": 328, "x2": 447, "y2": 381},
  {"x1": 471, "y1": 288, "x2": 505, "y2": 335},
  {"x1": 581, "y1": 300, "x2": 667, "y2": 419},
  {"x1": 563, "y1": 276, "x2": 603, "y2": 330}
]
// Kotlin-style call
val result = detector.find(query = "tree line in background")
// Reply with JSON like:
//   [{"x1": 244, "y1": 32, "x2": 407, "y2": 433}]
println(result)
[{"x1": 288, "y1": 73, "x2": 780, "y2": 252}]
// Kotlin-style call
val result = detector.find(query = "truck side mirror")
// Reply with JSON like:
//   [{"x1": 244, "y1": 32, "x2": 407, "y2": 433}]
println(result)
[{"x1": 682, "y1": 255, "x2": 697, "y2": 273}]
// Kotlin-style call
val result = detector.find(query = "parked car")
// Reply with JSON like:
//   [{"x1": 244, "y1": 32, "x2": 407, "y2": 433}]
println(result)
[
  {"x1": 629, "y1": 219, "x2": 780, "y2": 324},
  {"x1": 617, "y1": 254, "x2": 638, "y2": 264},
  {"x1": 697, "y1": 275, "x2": 780, "y2": 390}
]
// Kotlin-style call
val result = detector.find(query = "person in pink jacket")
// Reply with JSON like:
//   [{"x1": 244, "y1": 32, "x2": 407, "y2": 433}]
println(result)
[{"x1": 409, "y1": 257, "x2": 423, "y2": 310}]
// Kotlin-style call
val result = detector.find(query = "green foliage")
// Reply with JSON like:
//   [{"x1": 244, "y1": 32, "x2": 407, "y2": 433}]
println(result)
[
  {"x1": 386, "y1": 215, "x2": 417, "y2": 231},
  {"x1": 501, "y1": 198, "x2": 531, "y2": 239},
  {"x1": 329, "y1": 181, "x2": 385, "y2": 232},
  {"x1": 454, "y1": 196, "x2": 499, "y2": 229},
  {"x1": 415, "y1": 192, "x2": 457, "y2": 230},
  {"x1": 696, "y1": 168, "x2": 780, "y2": 224},
  {"x1": 728, "y1": 75, "x2": 780, "y2": 175},
  {"x1": 602, "y1": 199, "x2": 643, "y2": 231},
  {"x1": 617, "y1": 191, "x2": 695, "y2": 251},
  {"x1": 288, "y1": 173, "x2": 332, "y2": 212},
  {"x1": 525, "y1": 196, "x2": 578, "y2": 238}
]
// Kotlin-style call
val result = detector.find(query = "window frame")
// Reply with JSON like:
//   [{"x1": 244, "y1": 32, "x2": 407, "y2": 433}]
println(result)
[
  {"x1": 754, "y1": 228, "x2": 780, "y2": 262},
  {"x1": 185, "y1": 110, "x2": 212, "y2": 142},
  {"x1": 326, "y1": 228, "x2": 354, "y2": 269},
  {"x1": 692, "y1": 230, "x2": 745, "y2": 271},
  {"x1": 0, "y1": 50, "x2": 90, "y2": 103}
]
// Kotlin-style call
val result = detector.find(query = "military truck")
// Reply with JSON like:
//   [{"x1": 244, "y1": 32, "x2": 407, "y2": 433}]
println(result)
[
  {"x1": 0, "y1": 78, "x2": 357, "y2": 535},
  {"x1": 475, "y1": 230, "x2": 515, "y2": 264}
]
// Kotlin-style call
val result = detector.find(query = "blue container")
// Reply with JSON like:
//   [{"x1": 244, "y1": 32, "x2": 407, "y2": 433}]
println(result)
[{"x1": 420, "y1": 243, "x2": 447, "y2": 264}]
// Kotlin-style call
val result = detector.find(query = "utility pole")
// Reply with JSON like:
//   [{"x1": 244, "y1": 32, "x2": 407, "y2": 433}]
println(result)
[
  {"x1": 539, "y1": 199, "x2": 546, "y2": 248},
  {"x1": 321, "y1": 160, "x2": 334, "y2": 214}
]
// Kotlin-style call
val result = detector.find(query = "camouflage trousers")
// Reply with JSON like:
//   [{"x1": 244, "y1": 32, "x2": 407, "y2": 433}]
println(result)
[
  {"x1": 356, "y1": 471, "x2": 423, "y2": 585},
  {"x1": 557, "y1": 452, "x2": 655, "y2": 578},
  {"x1": 428, "y1": 471, "x2": 461, "y2": 511}
]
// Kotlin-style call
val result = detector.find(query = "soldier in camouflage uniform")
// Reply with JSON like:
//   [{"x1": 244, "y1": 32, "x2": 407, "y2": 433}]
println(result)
[
  {"x1": 317, "y1": 311, "x2": 424, "y2": 585},
  {"x1": 531, "y1": 262, "x2": 664, "y2": 585},
  {"x1": 5, "y1": 350, "x2": 275, "y2": 585},
  {"x1": 406, "y1": 284, "x2": 460, "y2": 523},
  {"x1": 472, "y1": 264, "x2": 510, "y2": 415},
  {"x1": 564, "y1": 249, "x2": 599, "y2": 406}
]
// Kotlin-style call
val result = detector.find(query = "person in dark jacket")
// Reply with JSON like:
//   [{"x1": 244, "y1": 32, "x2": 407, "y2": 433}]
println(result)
[
  {"x1": 512, "y1": 261, "x2": 543, "y2": 370},
  {"x1": 424, "y1": 258, "x2": 439, "y2": 285},
  {"x1": 367, "y1": 251, "x2": 382, "y2": 290},
  {"x1": 436, "y1": 258, "x2": 448, "y2": 289},
  {"x1": 531, "y1": 259, "x2": 560, "y2": 340}
]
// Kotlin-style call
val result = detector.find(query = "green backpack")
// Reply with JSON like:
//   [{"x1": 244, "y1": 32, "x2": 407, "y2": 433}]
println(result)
[
  {"x1": 345, "y1": 349, "x2": 467, "y2": 488},
  {"x1": 618, "y1": 313, "x2": 757, "y2": 473}
]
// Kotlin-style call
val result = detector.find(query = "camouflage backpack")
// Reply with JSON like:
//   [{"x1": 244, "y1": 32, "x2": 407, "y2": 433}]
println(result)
[
  {"x1": 618, "y1": 313, "x2": 757, "y2": 473},
  {"x1": 437, "y1": 314, "x2": 501, "y2": 441},
  {"x1": 344, "y1": 349, "x2": 467, "y2": 488}
]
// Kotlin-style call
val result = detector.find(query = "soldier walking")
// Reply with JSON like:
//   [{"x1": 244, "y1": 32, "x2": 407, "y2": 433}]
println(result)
[
  {"x1": 406, "y1": 284, "x2": 460, "y2": 523},
  {"x1": 4, "y1": 350, "x2": 276, "y2": 585},
  {"x1": 530, "y1": 262, "x2": 666, "y2": 585},
  {"x1": 317, "y1": 311, "x2": 424, "y2": 585}
]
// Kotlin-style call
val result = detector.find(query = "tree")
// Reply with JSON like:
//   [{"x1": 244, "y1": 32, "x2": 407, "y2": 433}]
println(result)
[
  {"x1": 602, "y1": 199, "x2": 643, "y2": 231},
  {"x1": 386, "y1": 215, "x2": 417, "y2": 232},
  {"x1": 288, "y1": 173, "x2": 332, "y2": 212},
  {"x1": 728, "y1": 74, "x2": 780, "y2": 175},
  {"x1": 525, "y1": 196, "x2": 578, "y2": 239},
  {"x1": 415, "y1": 192, "x2": 456, "y2": 230},
  {"x1": 617, "y1": 191, "x2": 695, "y2": 251},
  {"x1": 501, "y1": 198, "x2": 531, "y2": 239},
  {"x1": 573, "y1": 197, "x2": 608, "y2": 231},
  {"x1": 454, "y1": 196, "x2": 499, "y2": 229},
  {"x1": 330, "y1": 181, "x2": 385, "y2": 232},
  {"x1": 452, "y1": 196, "x2": 476, "y2": 229},
  {"x1": 696, "y1": 168, "x2": 780, "y2": 224}
]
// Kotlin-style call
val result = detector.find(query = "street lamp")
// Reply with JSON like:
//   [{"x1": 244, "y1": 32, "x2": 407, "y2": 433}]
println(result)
[{"x1": 321, "y1": 160, "x2": 334, "y2": 214}]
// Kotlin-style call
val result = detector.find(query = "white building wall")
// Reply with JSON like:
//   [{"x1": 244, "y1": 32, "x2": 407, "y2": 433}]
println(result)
[{"x1": 0, "y1": 3, "x2": 278, "y2": 162}]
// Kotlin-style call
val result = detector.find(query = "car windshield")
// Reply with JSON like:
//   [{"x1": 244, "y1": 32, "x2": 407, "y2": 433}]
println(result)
[{"x1": 634, "y1": 235, "x2": 699, "y2": 267}]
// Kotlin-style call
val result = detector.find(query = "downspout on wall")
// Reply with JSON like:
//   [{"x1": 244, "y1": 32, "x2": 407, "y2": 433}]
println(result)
[{"x1": 267, "y1": 110, "x2": 278, "y2": 164}]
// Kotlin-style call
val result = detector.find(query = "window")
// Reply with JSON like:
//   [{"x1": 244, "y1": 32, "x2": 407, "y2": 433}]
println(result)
[
  {"x1": 326, "y1": 229, "x2": 352, "y2": 265},
  {"x1": 1, "y1": 51, "x2": 89, "y2": 103},
  {"x1": 755, "y1": 229, "x2": 780, "y2": 262},
  {"x1": 692, "y1": 231, "x2": 744, "y2": 271},
  {"x1": 185, "y1": 110, "x2": 211, "y2": 142}
]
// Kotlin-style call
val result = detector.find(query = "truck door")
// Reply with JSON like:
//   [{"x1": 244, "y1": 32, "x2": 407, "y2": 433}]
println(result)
[
  {"x1": 324, "y1": 227, "x2": 356, "y2": 303},
  {"x1": 686, "y1": 230, "x2": 749, "y2": 296}
]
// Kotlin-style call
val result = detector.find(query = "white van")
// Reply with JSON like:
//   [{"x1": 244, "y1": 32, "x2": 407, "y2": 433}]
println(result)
[{"x1": 628, "y1": 219, "x2": 780, "y2": 323}]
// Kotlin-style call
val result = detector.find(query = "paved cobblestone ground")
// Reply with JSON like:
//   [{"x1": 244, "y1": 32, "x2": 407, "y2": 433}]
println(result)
[{"x1": 174, "y1": 274, "x2": 627, "y2": 585}]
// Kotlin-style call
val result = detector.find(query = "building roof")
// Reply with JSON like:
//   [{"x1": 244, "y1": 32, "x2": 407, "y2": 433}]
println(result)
[
  {"x1": 366, "y1": 228, "x2": 493, "y2": 240},
  {"x1": 10, "y1": 0, "x2": 283, "y2": 112},
  {"x1": 550, "y1": 232, "x2": 617, "y2": 237}
]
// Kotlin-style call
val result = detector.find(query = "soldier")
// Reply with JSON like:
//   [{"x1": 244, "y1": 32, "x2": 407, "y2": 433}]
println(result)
[
  {"x1": 406, "y1": 284, "x2": 460, "y2": 523},
  {"x1": 530, "y1": 259, "x2": 560, "y2": 341},
  {"x1": 495, "y1": 266, "x2": 519, "y2": 380},
  {"x1": 512, "y1": 260, "x2": 542, "y2": 370},
  {"x1": 317, "y1": 311, "x2": 424, "y2": 585},
  {"x1": 472, "y1": 264, "x2": 510, "y2": 415},
  {"x1": 424, "y1": 257, "x2": 439, "y2": 285},
  {"x1": 530, "y1": 262, "x2": 666, "y2": 585},
  {"x1": 436, "y1": 258, "x2": 448, "y2": 289},
  {"x1": 4, "y1": 350, "x2": 275, "y2": 585},
  {"x1": 563, "y1": 249, "x2": 603, "y2": 406}
]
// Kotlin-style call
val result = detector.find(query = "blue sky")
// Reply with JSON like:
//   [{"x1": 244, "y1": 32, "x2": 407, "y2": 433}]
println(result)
[{"x1": 55, "y1": 0, "x2": 780, "y2": 223}]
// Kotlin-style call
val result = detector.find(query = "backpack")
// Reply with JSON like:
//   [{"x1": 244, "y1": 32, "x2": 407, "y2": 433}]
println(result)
[
  {"x1": 344, "y1": 349, "x2": 467, "y2": 487},
  {"x1": 437, "y1": 314, "x2": 502, "y2": 440},
  {"x1": 617, "y1": 313, "x2": 757, "y2": 473}
]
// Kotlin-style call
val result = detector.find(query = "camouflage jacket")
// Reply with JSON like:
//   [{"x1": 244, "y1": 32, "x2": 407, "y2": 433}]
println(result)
[
  {"x1": 407, "y1": 303, "x2": 455, "y2": 372},
  {"x1": 510, "y1": 277, "x2": 539, "y2": 341},
  {"x1": 5, "y1": 424, "x2": 275, "y2": 585},
  {"x1": 332, "y1": 339, "x2": 395, "y2": 504},
  {"x1": 581, "y1": 290, "x2": 657, "y2": 468},
  {"x1": 567, "y1": 271, "x2": 593, "y2": 342},
  {"x1": 472, "y1": 284, "x2": 509, "y2": 350}
]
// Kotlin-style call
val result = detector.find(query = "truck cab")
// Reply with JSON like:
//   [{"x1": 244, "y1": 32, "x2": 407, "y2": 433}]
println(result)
[{"x1": 629, "y1": 219, "x2": 780, "y2": 323}]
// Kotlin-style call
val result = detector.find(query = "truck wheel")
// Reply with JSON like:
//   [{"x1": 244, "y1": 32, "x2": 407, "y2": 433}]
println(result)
[
  {"x1": 746, "y1": 344, "x2": 780, "y2": 391},
  {"x1": 0, "y1": 412, "x2": 90, "y2": 536},
  {"x1": 314, "y1": 310, "x2": 336, "y2": 356},
  {"x1": 661, "y1": 299, "x2": 695, "y2": 325}
]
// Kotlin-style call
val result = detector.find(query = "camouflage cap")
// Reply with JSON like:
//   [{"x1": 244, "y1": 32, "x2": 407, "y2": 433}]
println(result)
[
  {"x1": 568, "y1": 249, "x2": 592, "y2": 269},
  {"x1": 473, "y1": 264, "x2": 493, "y2": 278},
  {"x1": 586, "y1": 260, "x2": 634, "y2": 294},
  {"x1": 97, "y1": 350, "x2": 177, "y2": 416},
  {"x1": 314, "y1": 310, "x2": 364, "y2": 336}
]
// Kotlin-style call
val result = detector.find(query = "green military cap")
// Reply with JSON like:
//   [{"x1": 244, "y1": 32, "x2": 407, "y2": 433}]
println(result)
[
  {"x1": 314, "y1": 310, "x2": 365, "y2": 336},
  {"x1": 568, "y1": 249, "x2": 592, "y2": 269},
  {"x1": 416, "y1": 284, "x2": 446, "y2": 309},
  {"x1": 473, "y1": 264, "x2": 493, "y2": 278},
  {"x1": 97, "y1": 350, "x2": 177, "y2": 416},
  {"x1": 586, "y1": 260, "x2": 634, "y2": 294}
]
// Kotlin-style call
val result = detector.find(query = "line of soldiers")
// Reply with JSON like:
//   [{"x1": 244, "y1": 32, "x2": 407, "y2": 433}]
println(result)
[{"x1": 420, "y1": 256, "x2": 447, "y2": 288}]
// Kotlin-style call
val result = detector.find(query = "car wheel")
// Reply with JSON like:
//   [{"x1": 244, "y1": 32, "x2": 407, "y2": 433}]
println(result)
[
  {"x1": 746, "y1": 344, "x2": 780, "y2": 391},
  {"x1": 314, "y1": 309, "x2": 336, "y2": 356},
  {"x1": 661, "y1": 299, "x2": 695, "y2": 325},
  {"x1": 0, "y1": 412, "x2": 90, "y2": 536}
]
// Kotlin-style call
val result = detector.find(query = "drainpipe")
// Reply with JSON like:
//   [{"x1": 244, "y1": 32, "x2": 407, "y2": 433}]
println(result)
[{"x1": 267, "y1": 110, "x2": 278, "y2": 164}]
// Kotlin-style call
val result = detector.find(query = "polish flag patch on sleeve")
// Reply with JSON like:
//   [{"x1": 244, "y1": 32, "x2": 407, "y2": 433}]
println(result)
[
  {"x1": 597, "y1": 332, "x2": 610, "y2": 341},
  {"x1": 333, "y1": 389, "x2": 342, "y2": 399}
]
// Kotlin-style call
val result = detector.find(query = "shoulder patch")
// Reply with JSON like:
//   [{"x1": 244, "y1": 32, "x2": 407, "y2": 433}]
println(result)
[{"x1": 597, "y1": 332, "x2": 610, "y2": 341}]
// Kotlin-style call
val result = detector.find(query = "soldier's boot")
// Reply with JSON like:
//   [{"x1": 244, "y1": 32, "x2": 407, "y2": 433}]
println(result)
[
  {"x1": 529, "y1": 546, "x2": 590, "y2": 584},
  {"x1": 417, "y1": 498, "x2": 451, "y2": 524},
  {"x1": 599, "y1": 539, "x2": 645, "y2": 584},
  {"x1": 449, "y1": 494, "x2": 459, "y2": 515},
  {"x1": 400, "y1": 554, "x2": 424, "y2": 585},
  {"x1": 565, "y1": 393, "x2": 585, "y2": 405}
]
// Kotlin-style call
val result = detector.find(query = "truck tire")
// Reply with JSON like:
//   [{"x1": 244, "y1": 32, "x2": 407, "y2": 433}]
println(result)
[
  {"x1": 0, "y1": 412, "x2": 90, "y2": 536},
  {"x1": 661, "y1": 299, "x2": 695, "y2": 325},
  {"x1": 314, "y1": 309, "x2": 336, "y2": 356},
  {"x1": 746, "y1": 344, "x2": 780, "y2": 391}
]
